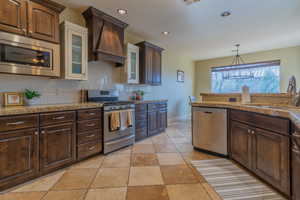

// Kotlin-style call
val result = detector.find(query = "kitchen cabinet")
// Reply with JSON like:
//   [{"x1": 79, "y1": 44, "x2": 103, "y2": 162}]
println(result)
[
  {"x1": 230, "y1": 110, "x2": 290, "y2": 196},
  {"x1": 82, "y1": 7, "x2": 128, "y2": 65},
  {"x1": 60, "y1": 21, "x2": 88, "y2": 80},
  {"x1": 123, "y1": 43, "x2": 140, "y2": 84},
  {"x1": 148, "y1": 110, "x2": 159, "y2": 136},
  {"x1": 40, "y1": 123, "x2": 75, "y2": 173},
  {"x1": 0, "y1": 113, "x2": 39, "y2": 190},
  {"x1": 76, "y1": 109, "x2": 102, "y2": 160},
  {"x1": 136, "y1": 41, "x2": 164, "y2": 85},
  {"x1": 230, "y1": 121, "x2": 252, "y2": 169},
  {"x1": 157, "y1": 108, "x2": 167, "y2": 132},
  {"x1": 0, "y1": 0, "x2": 64, "y2": 43},
  {"x1": 292, "y1": 128, "x2": 300, "y2": 200},
  {"x1": 0, "y1": 0, "x2": 27, "y2": 35},
  {"x1": 135, "y1": 104, "x2": 148, "y2": 141}
]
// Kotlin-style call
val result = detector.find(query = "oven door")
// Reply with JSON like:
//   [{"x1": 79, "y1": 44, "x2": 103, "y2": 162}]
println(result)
[
  {"x1": 0, "y1": 31, "x2": 60, "y2": 77},
  {"x1": 103, "y1": 109, "x2": 135, "y2": 142}
]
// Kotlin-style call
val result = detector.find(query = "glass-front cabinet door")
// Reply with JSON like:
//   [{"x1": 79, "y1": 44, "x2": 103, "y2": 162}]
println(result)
[
  {"x1": 61, "y1": 21, "x2": 88, "y2": 80},
  {"x1": 126, "y1": 43, "x2": 139, "y2": 84}
]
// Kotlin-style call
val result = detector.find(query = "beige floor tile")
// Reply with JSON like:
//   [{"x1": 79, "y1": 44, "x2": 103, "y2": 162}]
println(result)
[
  {"x1": 110, "y1": 146, "x2": 132, "y2": 155},
  {"x1": 101, "y1": 154, "x2": 131, "y2": 168},
  {"x1": 42, "y1": 190, "x2": 86, "y2": 200},
  {"x1": 175, "y1": 143, "x2": 194, "y2": 153},
  {"x1": 151, "y1": 135, "x2": 172, "y2": 144},
  {"x1": 171, "y1": 138, "x2": 191, "y2": 144},
  {"x1": 91, "y1": 168, "x2": 129, "y2": 188},
  {"x1": 202, "y1": 183, "x2": 222, "y2": 200},
  {"x1": 154, "y1": 143, "x2": 178, "y2": 153},
  {"x1": 136, "y1": 138, "x2": 153, "y2": 144},
  {"x1": 181, "y1": 151, "x2": 213, "y2": 163},
  {"x1": 132, "y1": 144, "x2": 155, "y2": 154},
  {"x1": 72, "y1": 156, "x2": 104, "y2": 169},
  {"x1": 51, "y1": 168, "x2": 98, "y2": 190},
  {"x1": 156, "y1": 153, "x2": 185, "y2": 165},
  {"x1": 84, "y1": 188, "x2": 127, "y2": 200},
  {"x1": 131, "y1": 153, "x2": 159, "y2": 166},
  {"x1": 0, "y1": 192, "x2": 46, "y2": 200},
  {"x1": 12, "y1": 171, "x2": 65, "y2": 192},
  {"x1": 160, "y1": 165, "x2": 198, "y2": 184},
  {"x1": 128, "y1": 166, "x2": 164, "y2": 186},
  {"x1": 166, "y1": 184, "x2": 211, "y2": 200},
  {"x1": 127, "y1": 186, "x2": 169, "y2": 200}
]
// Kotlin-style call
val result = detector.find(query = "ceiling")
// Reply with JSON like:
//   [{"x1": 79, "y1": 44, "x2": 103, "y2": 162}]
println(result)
[{"x1": 54, "y1": 0, "x2": 300, "y2": 60}]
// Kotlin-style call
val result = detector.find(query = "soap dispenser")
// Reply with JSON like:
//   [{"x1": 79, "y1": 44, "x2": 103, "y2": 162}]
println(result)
[{"x1": 241, "y1": 85, "x2": 251, "y2": 104}]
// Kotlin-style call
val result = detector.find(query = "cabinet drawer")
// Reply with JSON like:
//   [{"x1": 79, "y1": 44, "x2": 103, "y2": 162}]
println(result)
[
  {"x1": 135, "y1": 104, "x2": 147, "y2": 112},
  {"x1": 77, "y1": 119, "x2": 101, "y2": 132},
  {"x1": 77, "y1": 142, "x2": 101, "y2": 160},
  {"x1": 148, "y1": 103, "x2": 158, "y2": 112},
  {"x1": 77, "y1": 130, "x2": 101, "y2": 145},
  {"x1": 158, "y1": 102, "x2": 167, "y2": 109},
  {"x1": 135, "y1": 112, "x2": 147, "y2": 121},
  {"x1": 230, "y1": 110, "x2": 290, "y2": 135},
  {"x1": 0, "y1": 115, "x2": 38, "y2": 132},
  {"x1": 77, "y1": 109, "x2": 101, "y2": 121},
  {"x1": 40, "y1": 111, "x2": 75, "y2": 126}
]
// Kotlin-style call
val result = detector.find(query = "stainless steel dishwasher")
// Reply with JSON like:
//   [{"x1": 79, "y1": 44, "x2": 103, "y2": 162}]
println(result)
[{"x1": 192, "y1": 107, "x2": 228, "y2": 156}]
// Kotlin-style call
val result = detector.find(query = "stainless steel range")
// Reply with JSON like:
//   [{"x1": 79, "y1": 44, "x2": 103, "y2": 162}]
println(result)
[{"x1": 88, "y1": 90, "x2": 135, "y2": 154}]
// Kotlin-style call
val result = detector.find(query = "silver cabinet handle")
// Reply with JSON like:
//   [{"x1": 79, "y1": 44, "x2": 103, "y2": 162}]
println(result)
[
  {"x1": 35, "y1": 131, "x2": 39, "y2": 135},
  {"x1": 251, "y1": 130, "x2": 255, "y2": 134},
  {"x1": 293, "y1": 134, "x2": 300, "y2": 138},
  {"x1": 86, "y1": 123, "x2": 95, "y2": 127},
  {"x1": 89, "y1": 146, "x2": 96, "y2": 151},
  {"x1": 247, "y1": 129, "x2": 251, "y2": 133},
  {"x1": 6, "y1": 121, "x2": 25, "y2": 126},
  {"x1": 89, "y1": 113, "x2": 96, "y2": 116},
  {"x1": 53, "y1": 116, "x2": 65, "y2": 120},
  {"x1": 86, "y1": 134, "x2": 95, "y2": 138}
]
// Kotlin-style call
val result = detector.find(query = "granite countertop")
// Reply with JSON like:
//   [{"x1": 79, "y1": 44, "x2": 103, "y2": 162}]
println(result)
[
  {"x1": 0, "y1": 102, "x2": 104, "y2": 116},
  {"x1": 192, "y1": 101, "x2": 300, "y2": 130},
  {"x1": 131, "y1": 99, "x2": 168, "y2": 104}
]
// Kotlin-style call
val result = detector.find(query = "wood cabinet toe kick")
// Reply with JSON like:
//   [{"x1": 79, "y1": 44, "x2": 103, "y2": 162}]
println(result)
[{"x1": 0, "y1": 107, "x2": 102, "y2": 191}]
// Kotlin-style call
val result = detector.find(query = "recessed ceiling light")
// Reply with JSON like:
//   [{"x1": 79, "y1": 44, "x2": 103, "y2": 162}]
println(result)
[
  {"x1": 221, "y1": 11, "x2": 231, "y2": 17},
  {"x1": 162, "y1": 31, "x2": 170, "y2": 35},
  {"x1": 117, "y1": 9, "x2": 127, "y2": 15}
]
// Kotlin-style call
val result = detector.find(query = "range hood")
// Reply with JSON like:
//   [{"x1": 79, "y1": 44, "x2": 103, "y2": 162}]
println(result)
[{"x1": 82, "y1": 7, "x2": 128, "y2": 65}]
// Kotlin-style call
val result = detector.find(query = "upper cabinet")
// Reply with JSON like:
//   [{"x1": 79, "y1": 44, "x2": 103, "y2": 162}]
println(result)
[
  {"x1": 0, "y1": 0, "x2": 65, "y2": 43},
  {"x1": 82, "y1": 7, "x2": 128, "y2": 65},
  {"x1": 60, "y1": 21, "x2": 88, "y2": 80},
  {"x1": 0, "y1": 0, "x2": 27, "y2": 35},
  {"x1": 136, "y1": 41, "x2": 164, "y2": 86}
]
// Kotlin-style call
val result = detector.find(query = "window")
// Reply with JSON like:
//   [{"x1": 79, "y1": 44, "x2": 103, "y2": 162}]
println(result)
[{"x1": 211, "y1": 60, "x2": 280, "y2": 93}]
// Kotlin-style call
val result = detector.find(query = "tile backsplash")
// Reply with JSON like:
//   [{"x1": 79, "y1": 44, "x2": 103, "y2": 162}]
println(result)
[{"x1": 0, "y1": 60, "x2": 152, "y2": 106}]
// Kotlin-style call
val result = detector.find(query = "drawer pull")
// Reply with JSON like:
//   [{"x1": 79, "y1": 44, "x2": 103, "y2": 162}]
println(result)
[
  {"x1": 53, "y1": 116, "x2": 65, "y2": 120},
  {"x1": 89, "y1": 113, "x2": 96, "y2": 116},
  {"x1": 89, "y1": 146, "x2": 96, "y2": 151},
  {"x1": 86, "y1": 134, "x2": 96, "y2": 138},
  {"x1": 46, "y1": 128, "x2": 71, "y2": 134},
  {"x1": 6, "y1": 121, "x2": 25, "y2": 126},
  {"x1": 86, "y1": 123, "x2": 96, "y2": 127},
  {"x1": 294, "y1": 134, "x2": 300, "y2": 138}
]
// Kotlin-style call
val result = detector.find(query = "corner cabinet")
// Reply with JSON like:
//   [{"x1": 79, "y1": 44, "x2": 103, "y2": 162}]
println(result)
[
  {"x1": 136, "y1": 41, "x2": 164, "y2": 86},
  {"x1": 0, "y1": 0, "x2": 65, "y2": 43},
  {"x1": 60, "y1": 21, "x2": 88, "y2": 80}
]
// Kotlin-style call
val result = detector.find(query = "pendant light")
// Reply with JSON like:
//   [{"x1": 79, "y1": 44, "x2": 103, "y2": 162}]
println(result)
[{"x1": 231, "y1": 44, "x2": 245, "y2": 65}]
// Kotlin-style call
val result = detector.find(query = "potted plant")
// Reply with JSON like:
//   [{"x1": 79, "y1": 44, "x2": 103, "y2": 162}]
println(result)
[
  {"x1": 135, "y1": 90, "x2": 145, "y2": 101},
  {"x1": 24, "y1": 89, "x2": 41, "y2": 106}
]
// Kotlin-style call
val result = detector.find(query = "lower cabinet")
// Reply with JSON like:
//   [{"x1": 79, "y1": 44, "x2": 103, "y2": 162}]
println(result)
[
  {"x1": 230, "y1": 113, "x2": 290, "y2": 196},
  {"x1": 0, "y1": 128, "x2": 39, "y2": 190},
  {"x1": 135, "y1": 102, "x2": 168, "y2": 141},
  {"x1": 230, "y1": 121, "x2": 252, "y2": 169},
  {"x1": 40, "y1": 123, "x2": 75, "y2": 173},
  {"x1": 292, "y1": 130, "x2": 300, "y2": 200}
]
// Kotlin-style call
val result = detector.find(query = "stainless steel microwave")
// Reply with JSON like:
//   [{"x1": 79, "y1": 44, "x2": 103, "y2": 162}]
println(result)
[{"x1": 0, "y1": 31, "x2": 60, "y2": 77}]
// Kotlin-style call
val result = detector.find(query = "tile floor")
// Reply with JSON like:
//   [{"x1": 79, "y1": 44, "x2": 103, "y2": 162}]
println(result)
[{"x1": 0, "y1": 120, "x2": 221, "y2": 200}]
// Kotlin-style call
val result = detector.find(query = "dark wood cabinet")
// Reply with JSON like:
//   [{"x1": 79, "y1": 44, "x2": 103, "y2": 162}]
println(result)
[
  {"x1": 157, "y1": 108, "x2": 167, "y2": 132},
  {"x1": 136, "y1": 41, "x2": 164, "y2": 85},
  {"x1": 27, "y1": 0, "x2": 59, "y2": 43},
  {"x1": 292, "y1": 129, "x2": 300, "y2": 200},
  {"x1": 135, "y1": 104, "x2": 148, "y2": 141},
  {"x1": 0, "y1": 0, "x2": 27, "y2": 35},
  {"x1": 82, "y1": 7, "x2": 128, "y2": 65},
  {"x1": 0, "y1": 0, "x2": 64, "y2": 43},
  {"x1": 230, "y1": 121, "x2": 252, "y2": 169},
  {"x1": 252, "y1": 128, "x2": 290, "y2": 195},
  {"x1": 40, "y1": 123, "x2": 75, "y2": 173},
  {"x1": 0, "y1": 128, "x2": 39, "y2": 190},
  {"x1": 147, "y1": 110, "x2": 158, "y2": 136},
  {"x1": 230, "y1": 111, "x2": 291, "y2": 197}
]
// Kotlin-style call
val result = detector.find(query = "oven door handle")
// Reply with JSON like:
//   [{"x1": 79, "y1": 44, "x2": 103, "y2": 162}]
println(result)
[
  {"x1": 105, "y1": 135, "x2": 135, "y2": 146},
  {"x1": 104, "y1": 109, "x2": 134, "y2": 114}
]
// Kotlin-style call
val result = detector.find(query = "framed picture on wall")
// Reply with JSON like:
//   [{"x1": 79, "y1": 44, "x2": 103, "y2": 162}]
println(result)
[
  {"x1": 3, "y1": 92, "x2": 24, "y2": 107},
  {"x1": 177, "y1": 70, "x2": 184, "y2": 82}
]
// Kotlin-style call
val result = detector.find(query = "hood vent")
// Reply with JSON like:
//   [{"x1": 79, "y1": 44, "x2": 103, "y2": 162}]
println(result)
[
  {"x1": 184, "y1": 0, "x2": 201, "y2": 5},
  {"x1": 82, "y1": 7, "x2": 128, "y2": 65}
]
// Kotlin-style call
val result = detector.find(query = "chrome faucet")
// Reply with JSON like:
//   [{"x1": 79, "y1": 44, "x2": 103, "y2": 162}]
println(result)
[
  {"x1": 293, "y1": 90, "x2": 300, "y2": 107},
  {"x1": 287, "y1": 76, "x2": 300, "y2": 106}
]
